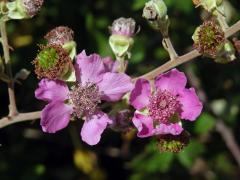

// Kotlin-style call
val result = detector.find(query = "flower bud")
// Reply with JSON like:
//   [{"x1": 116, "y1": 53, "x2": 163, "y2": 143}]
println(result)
[
  {"x1": 33, "y1": 45, "x2": 75, "y2": 81},
  {"x1": 7, "y1": 0, "x2": 43, "y2": 19},
  {"x1": 142, "y1": 0, "x2": 169, "y2": 36},
  {"x1": 143, "y1": 0, "x2": 167, "y2": 20},
  {"x1": 214, "y1": 41, "x2": 236, "y2": 64},
  {"x1": 109, "y1": 17, "x2": 136, "y2": 58},
  {"x1": 192, "y1": 20, "x2": 225, "y2": 58},
  {"x1": 44, "y1": 26, "x2": 76, "y2": 59},
  {"x1": 157, "y1": 130, "x2": 190, "y2": 153}
]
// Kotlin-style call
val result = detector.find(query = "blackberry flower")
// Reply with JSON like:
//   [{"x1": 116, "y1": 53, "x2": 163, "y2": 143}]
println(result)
[
  {"x1": 130, "y1": 69, "x2": 203, "y2": 138},
  {"x1": 35, "y1": 51, "x2": 133, "y2": 145}
]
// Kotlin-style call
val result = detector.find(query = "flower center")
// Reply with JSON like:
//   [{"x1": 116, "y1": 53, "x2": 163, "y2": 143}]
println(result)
[
  {"x1": 69, "y1": 83, "x2": 101, "y2": 118},
  {"x1": 148, "y1": 90, "x2": 180, "y2": 124}
]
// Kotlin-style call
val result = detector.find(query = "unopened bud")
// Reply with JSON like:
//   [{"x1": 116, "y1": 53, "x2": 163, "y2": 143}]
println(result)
[
  {"x1": 143, "y1": 0, "x2": 169, "y2": 36},
  {"x1": 33, "y1": 45, "x2": 75, "y2": 81},
  {"x1": 193, "y1": 20, "x2": 225, "y2": 58},
  {"x1": 157, "y1": 130, "x2": 190, "y2": 153},
  {"x1": 44, "y1": 26, "x2": 76, "y2": 59},
  {"x1": 143, "y1": 0, "x2": 167, "y2": 20},
  {"x1": 7, "y1": 0, "x2": 43, "y2": 19},
  {"x1": 109, "y1": 17, "x2": 137, "y2": 58}
]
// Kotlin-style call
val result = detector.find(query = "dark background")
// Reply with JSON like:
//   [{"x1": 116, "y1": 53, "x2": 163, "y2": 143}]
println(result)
[{"x1": 1, "y1": 0, "x2": 240, "y2": 179}]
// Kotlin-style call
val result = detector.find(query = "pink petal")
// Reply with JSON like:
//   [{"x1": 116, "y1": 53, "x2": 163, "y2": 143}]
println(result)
[
  {"x1": 80, "y1": 112, "x2": 112, "y2": 145},
  {"x1": 102, "y1": 57, "x2": 119, "y2": 73},
  {"x1": 98, "y1": 72, "x2": 133, "y2": 102},
  {"x1": 75, "y1": 50, "x2": 106, "y2": 85},
  {"x1": 132, "y1": 113, "x2": 154, "y2": 138},
  {"x1": 154, "y1": 123, "x2": 183, "y2": 135},
  {"x1": 178, "y1": 88, "x2": 203, "y2": 121},
  {"x1": 41, "y1": 101, "x2": 73, "y2": 133},
  {"x1": 155, "y1": 69, "x2": 187, "y2": 95},
  {"x1": 35, "y1": 79, "x2": 69, "y2": 102},
  {"x1": 130, "y1": 78, "x2": 151, "y2": 110}
]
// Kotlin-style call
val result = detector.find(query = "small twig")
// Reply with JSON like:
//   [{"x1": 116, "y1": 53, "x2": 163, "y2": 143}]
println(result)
[
  {"x1": 216, "y1": 120, "x2": 240, "y2": 167},
  {"x1": 134, "y1": 20, "x2": 240, "y2": 81},
  {"x1": 133, "y1": 50, "x2": 201, "y2": 81},
  {"x1": 162, "y1": 37, "x2": 178, "y2": 60},
  {"x1": 0, "y1": 18, "x2": 18, "y2": 116},
  {"x1": 0, "y1": 111, "x2": 41, "y2": 128},
  {"x1": 185, "y1": 63, "x2": 240, "y2": 168}
]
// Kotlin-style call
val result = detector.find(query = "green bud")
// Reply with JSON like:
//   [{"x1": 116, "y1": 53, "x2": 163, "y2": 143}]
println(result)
[
  {"x1": 143, "y1": 0, "x2": 169, "y2": 36},
  {"x1": 6, "y1": 0, "x2": 43, "y2": 20},
  {"x1": 109, "y1": 34, "x2": 134, "y2": 58},
  {"x1": 143, "y1": 0, "x2": 167, "y2": 20}
]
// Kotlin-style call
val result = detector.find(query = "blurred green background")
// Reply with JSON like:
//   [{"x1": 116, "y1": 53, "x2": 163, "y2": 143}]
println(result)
[{"x1": 1, "y1": 0, "x2": 240, "y2": 179}]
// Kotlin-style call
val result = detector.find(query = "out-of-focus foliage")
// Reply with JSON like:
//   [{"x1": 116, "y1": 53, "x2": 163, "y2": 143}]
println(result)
[{"x1": 1, "y1": 0, "x2": 240, "y2": 179}]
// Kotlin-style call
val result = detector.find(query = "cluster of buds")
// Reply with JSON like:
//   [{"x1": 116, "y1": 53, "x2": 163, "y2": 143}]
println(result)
[
  {"x1": 33, "y1": 26, "x2": 76, "y2": 81},
  {"x1": 6, "y1": 0, "x2": 44, "y2": 19},
  {"x1": 142, "y1": 0, "x2": 169, "y2": 37}
]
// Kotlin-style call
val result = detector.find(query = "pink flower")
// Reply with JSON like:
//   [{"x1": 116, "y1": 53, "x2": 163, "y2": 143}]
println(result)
[
  {"x1": 130, "y1": 69, "x2": 203, "y2": 138},
  {"x1": 35, "y1": 50, "x2": 133, "y2": 145}
]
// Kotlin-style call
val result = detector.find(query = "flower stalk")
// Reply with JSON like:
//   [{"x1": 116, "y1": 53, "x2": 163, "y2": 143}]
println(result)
[
  {"x1": 0, "y1": 17, "x2": 18, "y2": 116},
  {"x1": 162, "y1": 37, "x2": 178, "y2": 60}
]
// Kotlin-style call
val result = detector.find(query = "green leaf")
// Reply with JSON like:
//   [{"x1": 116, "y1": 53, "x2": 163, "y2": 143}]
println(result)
[
  {"x1": 177, "y1": 140, "x2": 205, "y2": 169},
  {"x1": 194, "y1": 113, "x2": 216, "y2": 134}
]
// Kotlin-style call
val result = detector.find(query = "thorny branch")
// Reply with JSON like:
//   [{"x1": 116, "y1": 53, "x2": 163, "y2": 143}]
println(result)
[
  {"x1": 1, "y1": 20, "x2": 240, "y2": 129},
  {"x1": 0, "y1": 18, "x2": 18, "y2": 116}
]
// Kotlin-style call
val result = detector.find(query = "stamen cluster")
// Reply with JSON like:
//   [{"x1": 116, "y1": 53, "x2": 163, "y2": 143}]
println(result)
[
  {"x1": 69, "y1": 83, "x2": 101, "y2": 118},
  {"x1": 148, "y1": 90, "x2": 180, "y2": 124}
]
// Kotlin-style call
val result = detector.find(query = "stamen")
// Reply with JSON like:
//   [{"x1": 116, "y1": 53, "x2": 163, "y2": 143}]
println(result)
[
  {"x1": 69, "y1": 83, "x2": 101, "y2": 118},
  {"x1": 149, "y1": 90, "x2": 180, "y2": 124}
]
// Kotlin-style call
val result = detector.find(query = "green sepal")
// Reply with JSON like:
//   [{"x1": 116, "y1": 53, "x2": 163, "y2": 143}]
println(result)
[
  {"x1": 109, "y1": 34, "x2": 134, "y2": 58},
  {"x1": 6, "y1": 0, "x2": 29, "y2": 20},
  {"x1": 62, "y1": 41, "x2": 77, "y2": 60}
]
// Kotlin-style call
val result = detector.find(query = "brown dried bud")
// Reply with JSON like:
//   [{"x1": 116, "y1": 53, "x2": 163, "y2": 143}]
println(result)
[
  {"x1": 33, "y1": 45, "x2": 72, "y2": 80},
  {"x1": 193, "y1": 20, "x2": 225, "y2": 58},
  {"x1": 44, "y1": 26, "x2": 74, "y2": 46},
  {"x1": 22, "y1": 0, "x2": 43, "y2": 17},
  {"x1": 157, "y1": 130, "x2": 190, "y2": 153}
]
